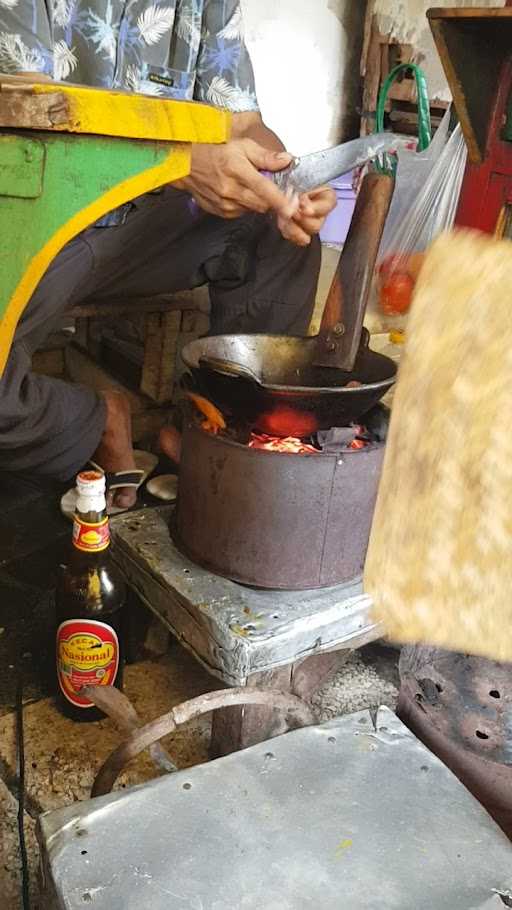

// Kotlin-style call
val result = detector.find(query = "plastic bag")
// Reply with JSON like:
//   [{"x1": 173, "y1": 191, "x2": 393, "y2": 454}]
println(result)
[{"x1": 375, "y1": 108, "x2": 467, "y2": 323}]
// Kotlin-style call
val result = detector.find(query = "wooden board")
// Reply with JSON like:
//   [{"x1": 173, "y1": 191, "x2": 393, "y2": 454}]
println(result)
[
  {"x1": 428, "y1": 8, "x2": 512, "y2": 164},
  {"x1": 0, "y1": 74, "x2": 229, "y2": 144},
  {"x1": 365, "y1": 230, "x2": 512, "y2": 661}
]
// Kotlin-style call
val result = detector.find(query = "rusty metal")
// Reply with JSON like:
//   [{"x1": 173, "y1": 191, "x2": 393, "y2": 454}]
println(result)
[
  {"x1": 182, "y1": 329, "x2": 396, "y2": 436},
  {"x1": 90, "y1": 686, "x2": 316, "y2": 797},
  {"x1": 398, "y1": 645, "x2": 512, "y2": 839},
  {"x1": 82, "y1": 685, "x2": 176, "y2": 774},
  {"x1": 174, "y1": 421, "x2": 384, "y2": 589}
]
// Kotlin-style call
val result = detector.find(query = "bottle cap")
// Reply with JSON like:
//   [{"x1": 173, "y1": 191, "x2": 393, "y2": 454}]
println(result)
[{"x1": 76, "y1": 470, "x2": 106, "y2": 496}]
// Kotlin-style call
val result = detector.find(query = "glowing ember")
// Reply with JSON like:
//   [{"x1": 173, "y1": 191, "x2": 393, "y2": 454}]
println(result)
[
  {"x1": 249, "y1": 433, "x2": 319, "y2": 454},
  {"x1": 249, "y1": 427, "x2": 371, "y2": 454}
]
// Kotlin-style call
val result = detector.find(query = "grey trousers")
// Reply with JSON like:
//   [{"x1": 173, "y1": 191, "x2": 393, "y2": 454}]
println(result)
[{"x1": 0, "y1": 187, "x2": 320, "y2": 482}]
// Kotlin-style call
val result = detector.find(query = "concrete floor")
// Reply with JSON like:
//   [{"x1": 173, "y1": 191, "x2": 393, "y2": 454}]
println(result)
[
  {"x1": 1, "y1": 634, "x2": 399, "y2": 909},
  {"x1": 1, "y1": 243, "x2": 402, "y2": 908}
]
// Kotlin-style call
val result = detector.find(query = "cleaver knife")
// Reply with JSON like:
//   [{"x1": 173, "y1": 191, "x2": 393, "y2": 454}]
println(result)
[{"x1": 264, "y1": 132, "x2": 398, "y2": 194}]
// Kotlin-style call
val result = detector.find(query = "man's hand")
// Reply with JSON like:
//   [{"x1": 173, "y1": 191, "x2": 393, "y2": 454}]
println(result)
[
  {"x1": 277, "y1": 186, "x2": 337, "y2": 247},
  {"x1": 175, "y1": 138, "x2": 297, "y2": 221}
]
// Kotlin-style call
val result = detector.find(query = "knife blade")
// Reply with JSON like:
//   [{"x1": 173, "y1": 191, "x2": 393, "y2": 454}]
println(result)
[{"x1": 268, "y1": 132, "x2": 399, "y2": 194}]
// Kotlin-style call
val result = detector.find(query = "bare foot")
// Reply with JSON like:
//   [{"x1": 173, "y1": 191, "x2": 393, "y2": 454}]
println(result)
[
  {"x1": 93, "y1": 390, "x2": 138, "y2": 509},
  {"x1": 159, "y1": 425, "x2": 182, "y2": 465}
]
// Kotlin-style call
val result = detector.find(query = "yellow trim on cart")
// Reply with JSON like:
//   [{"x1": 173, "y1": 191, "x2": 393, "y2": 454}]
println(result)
[
  {"x1": 0, "y1": 145, "x2": 190, "y2": 375},
  {"x1": 31, "y1": 81, "x2": 231, "y2": 144}
]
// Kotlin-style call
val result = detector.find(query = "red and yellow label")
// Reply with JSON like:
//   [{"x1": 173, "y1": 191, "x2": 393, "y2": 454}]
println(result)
[
  {"x1": 72, "y1": 516, "x2": 110, "y2": 553},
  {"x1": 56, "y1": 619, "x2": 119, "y2": 708}
]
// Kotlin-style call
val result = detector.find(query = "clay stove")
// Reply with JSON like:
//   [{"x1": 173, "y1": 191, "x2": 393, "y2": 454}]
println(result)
[{"x1": 174, "y1": 410, "x2": 386, "y2": 591}]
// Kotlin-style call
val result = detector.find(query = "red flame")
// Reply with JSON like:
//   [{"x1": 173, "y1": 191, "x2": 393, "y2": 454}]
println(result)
[
  {"x1": 249, "y1": 433, "x2": 319, "y2": 454},
  {"x1": 258, "y1": 408, "x2": 318, "y2": 437}
]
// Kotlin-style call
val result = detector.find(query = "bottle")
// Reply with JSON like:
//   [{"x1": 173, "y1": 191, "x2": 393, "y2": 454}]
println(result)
[{"x1": 55, "y1": 470, "x2": 126, "y2": 722}]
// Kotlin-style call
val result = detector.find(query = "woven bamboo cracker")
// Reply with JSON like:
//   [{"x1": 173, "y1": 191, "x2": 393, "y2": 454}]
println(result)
[{"x1": 364, "y1": 230, "x2": 512, "y2": 661}]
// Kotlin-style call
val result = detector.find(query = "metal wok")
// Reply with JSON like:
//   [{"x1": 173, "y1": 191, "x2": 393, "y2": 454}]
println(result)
[
  {"x1": 182, "y1": 172, "x2": 397, "y2": 436},
  {"x1": 181, "y1": 329, "x2": 397, "y2": 436}
]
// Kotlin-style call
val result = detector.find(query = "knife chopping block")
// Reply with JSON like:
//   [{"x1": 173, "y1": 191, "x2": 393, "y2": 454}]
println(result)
[{"x1": 364, "y1": 229, "x2": 512, "y2": 662}]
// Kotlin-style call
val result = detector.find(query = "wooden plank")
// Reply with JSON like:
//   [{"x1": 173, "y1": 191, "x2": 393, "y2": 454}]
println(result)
[
  {"x1": 180, "y1": 309, "x2": 210, "y2": 334},
  {"x1": 291, "y1": 651, "x2": 348, "y2": 700},
  {"x1": 207, "y1": 653, "x2": 346, "y2": 757},
  {"x1": 360, "y1": 0, "x2": 376, "y2": 78},
  {"x1": 68, "y1": 291, "x2": 196, "y2": 319},
  {"x1": 0, "y1": 90, "x2": 68, "y2": 130},
  {"x1": 386, "y1": 79, "x2": 418, "y2": 104},
  {"x1": 428, "y1": 8, "x2": 512, "y2": 20},
  {"x1": 140, "y1": 310, "x2": 181, "y2": 403},
  {"x1": 428, "y1": 10, "x2": 512, "y2": 164},
  {"x1": 210, "y1": 666, "x2": 293, "y2": 758},
  {"x1": 361, "y1": 13, "x2": 383, "y2": 136},
  {"x1": 0, "y1": 75, "x2": 230, "y2": 144}
]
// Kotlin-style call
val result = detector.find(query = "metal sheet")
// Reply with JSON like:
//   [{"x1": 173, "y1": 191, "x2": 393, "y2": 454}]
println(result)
[
  {"x1": 111, "y1": 507, "x2": 379, "y2": 685},
  {"x1": 175, "y1": 424, "x2": 384, "y2": 589},
  {"x1": 38, "y1": 707, "x2": 512, "y2": 910},
  {"x1": 398, "y1": 645, "x2": 512, "y2": 838}
]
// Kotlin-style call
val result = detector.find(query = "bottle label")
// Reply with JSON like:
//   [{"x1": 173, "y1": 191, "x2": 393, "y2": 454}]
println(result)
[
  {"x1": 56, "y1": 619, "x2": 119, "y2": 709},
  {"x1": 72, "y1": 515, "x2": 110, "y2": 553}
]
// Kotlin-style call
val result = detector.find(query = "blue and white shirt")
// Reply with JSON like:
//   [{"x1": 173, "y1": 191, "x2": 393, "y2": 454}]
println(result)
[
  {"x1": 0, "y1": 1, "x2": 259, "y2": 223},
  {"x1": 0, "y1": 0, "x2": 259, "y2": 110}
]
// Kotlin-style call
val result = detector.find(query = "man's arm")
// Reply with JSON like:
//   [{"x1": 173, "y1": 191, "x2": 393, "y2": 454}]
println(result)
[
  {"x1": 230, "y1": 111, "x2": 337, "y2": 248},
  {"x1": 230, "y1": 111, "x2": 285, "y2": 153},
  {"x1": 177, "y1": 110, "x2": 335, "y2": 244},
  {"x1": 177, "y1": 0, "x2": 335, "y2": 243}
]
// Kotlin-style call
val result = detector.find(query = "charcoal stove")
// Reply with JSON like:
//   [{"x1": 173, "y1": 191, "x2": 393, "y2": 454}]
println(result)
[{"x1": 173, "y1": 408, "x2": 387, "y2": 590}]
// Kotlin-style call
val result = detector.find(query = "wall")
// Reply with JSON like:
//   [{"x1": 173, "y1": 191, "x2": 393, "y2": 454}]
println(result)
[
  {"x1": 373, "y1": 0, "x2": 507, "y2": 103},
  {"x1": 241, "y1": 0, "x2": 366, "y2": 155}
]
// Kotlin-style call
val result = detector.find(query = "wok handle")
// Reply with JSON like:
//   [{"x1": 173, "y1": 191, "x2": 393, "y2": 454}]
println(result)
[{"x1": 314, "y1": 172, "x2": 394, "y2": 372}]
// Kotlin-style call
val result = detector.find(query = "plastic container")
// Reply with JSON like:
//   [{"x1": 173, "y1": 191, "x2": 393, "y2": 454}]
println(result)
[{"x1": 319, "y1": 172, "x2": 356, "y2": 245}]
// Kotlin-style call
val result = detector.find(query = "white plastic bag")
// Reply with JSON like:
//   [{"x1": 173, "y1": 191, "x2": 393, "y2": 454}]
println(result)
[
  {"x1": 366, "y1": 110, "x2": 467, "y2": 331},
  {"x1": 379, "y1": 109, "x2": 467, "y2": 259}
]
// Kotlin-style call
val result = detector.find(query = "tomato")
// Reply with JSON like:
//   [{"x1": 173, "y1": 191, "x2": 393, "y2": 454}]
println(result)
[{"x1": 379, "y1": 271, "x2": 415, "y2": 315}]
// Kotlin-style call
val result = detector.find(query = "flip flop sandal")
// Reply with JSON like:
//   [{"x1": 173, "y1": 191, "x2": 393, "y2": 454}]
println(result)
[
  {"x1": 60, "y1": 450, "x2": 158, "y2": 520},
  {"x1": 146, "y1": 474, "x2": 178, "y2": 502}
]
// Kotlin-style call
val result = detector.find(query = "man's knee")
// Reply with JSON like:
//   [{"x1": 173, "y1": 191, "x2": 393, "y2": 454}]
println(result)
[
  {"x1": 209, "y1": 221, "x2": 321, "y2": 335},
  {"x1": 0, "y1": 346, "x2": 105, "y2": 480}
]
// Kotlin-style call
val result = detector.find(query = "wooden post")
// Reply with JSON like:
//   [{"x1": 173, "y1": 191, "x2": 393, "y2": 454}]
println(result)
[
  {"x1": 210, "y1": 651, "x2": 348, "y2": 758},
  {"x1": 140, "y1": 310, "x2": 182, "y2": 403}
]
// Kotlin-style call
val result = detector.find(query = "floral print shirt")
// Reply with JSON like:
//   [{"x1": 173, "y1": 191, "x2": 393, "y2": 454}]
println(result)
[
  {"x1": 0, "y1": 0, "x2": 259, "y2": 107},
  {"x1": 0, "y1": 0, "x2": 259, "y2": 223}
]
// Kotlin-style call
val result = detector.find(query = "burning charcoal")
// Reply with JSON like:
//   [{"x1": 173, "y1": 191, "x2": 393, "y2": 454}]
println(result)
[
  {"x1": 248, "y1": 433, "x2": 318, "y2": 454},
  {"x1": 364, "y1": 404, "x2": 391, "y2": 443},
  {"x1": 317, "y1": 427, "x2": 359, "y2": 451}
]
